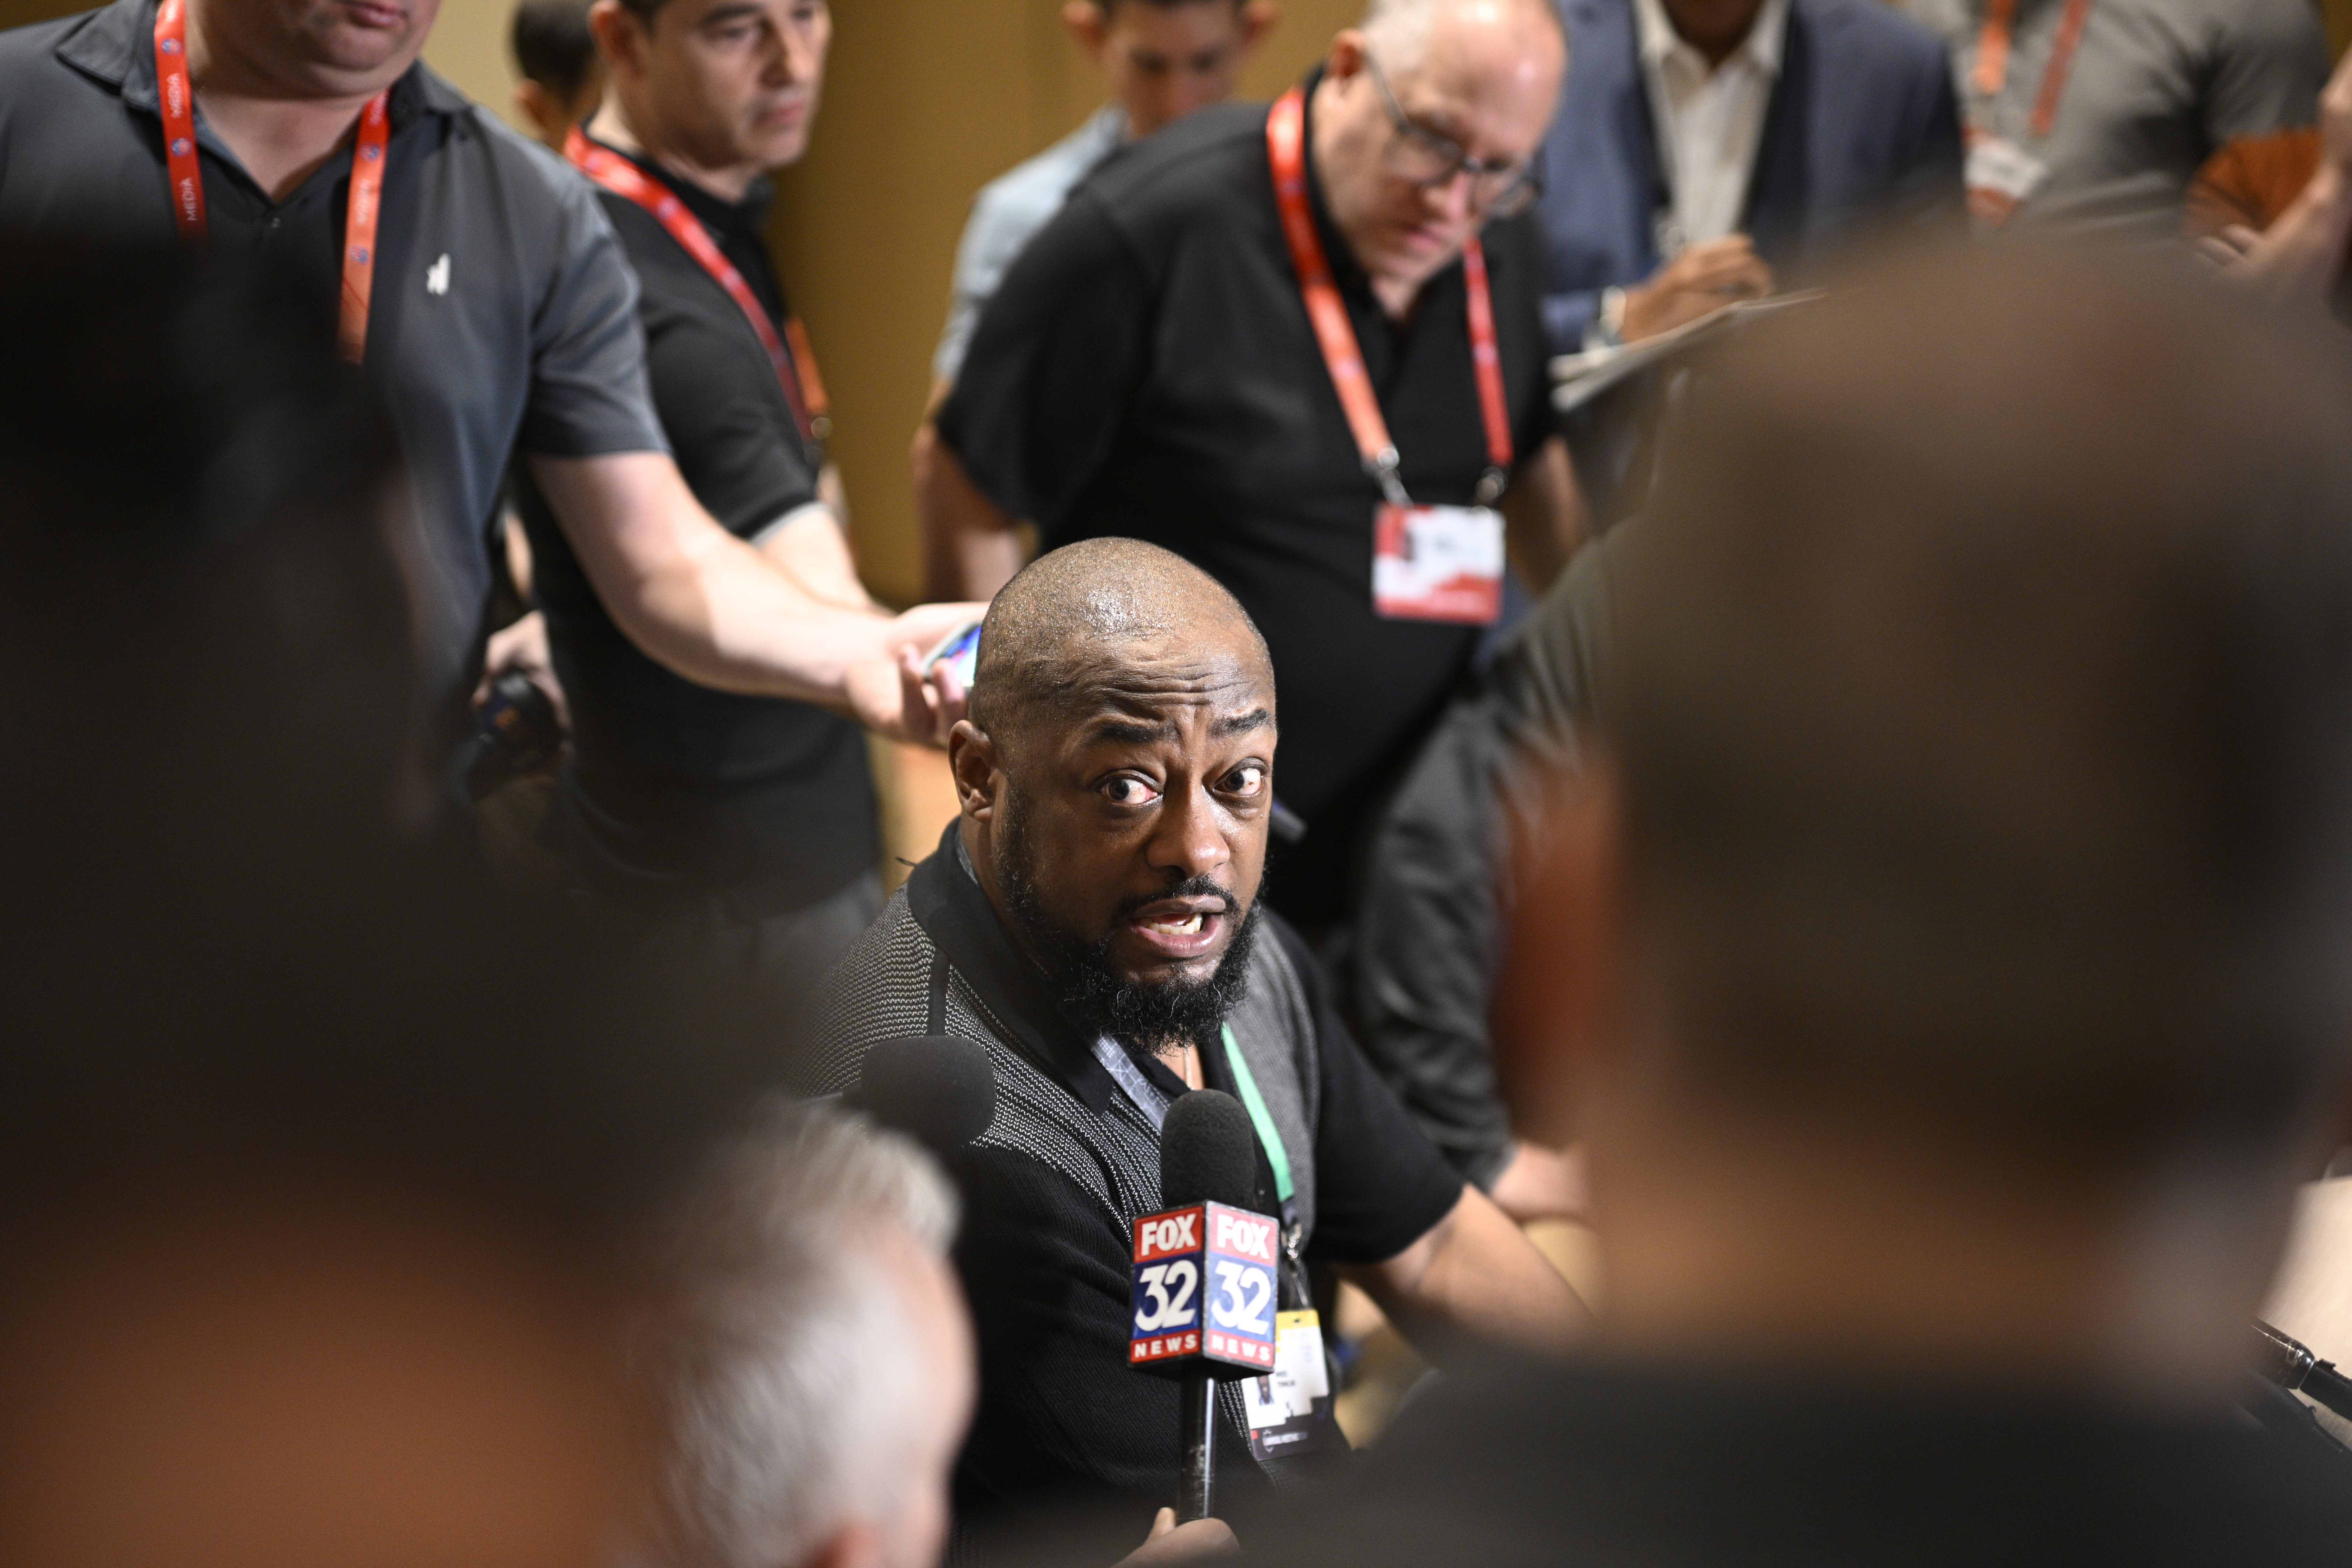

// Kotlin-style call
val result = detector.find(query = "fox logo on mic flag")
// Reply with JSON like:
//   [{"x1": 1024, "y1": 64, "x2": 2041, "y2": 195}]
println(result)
[{"x1": 1129, "y1": 1200, "x2": 1279, "y2": 1373}]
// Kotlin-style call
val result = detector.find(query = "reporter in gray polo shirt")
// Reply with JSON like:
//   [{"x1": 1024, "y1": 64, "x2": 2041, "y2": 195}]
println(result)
[
  {"x1": 1899, "y1": 0, "x2": 2326, "y2": 237},
  {"x1": 0, "y1": 0, "x2": 980, "y2": 770}
]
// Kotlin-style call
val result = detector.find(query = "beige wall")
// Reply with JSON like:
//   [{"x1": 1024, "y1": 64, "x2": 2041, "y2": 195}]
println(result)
[{"x1": 419, "y1": 0, "x2": 528, "y2": 132}]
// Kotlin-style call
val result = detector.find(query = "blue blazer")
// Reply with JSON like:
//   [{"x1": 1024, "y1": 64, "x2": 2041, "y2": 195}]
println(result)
[{"x1": 1538, "y1": 0, "x2": 1963, "y2": 350}]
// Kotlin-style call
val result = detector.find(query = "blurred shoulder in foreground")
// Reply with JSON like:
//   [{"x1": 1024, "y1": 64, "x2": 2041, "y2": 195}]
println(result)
[
  {"x1": 0, "y1": 230, "x2": 783, "y2": 1568},
  {"x1": 1246, "y1": 239, "x2": 2352, "y2": 1564}
]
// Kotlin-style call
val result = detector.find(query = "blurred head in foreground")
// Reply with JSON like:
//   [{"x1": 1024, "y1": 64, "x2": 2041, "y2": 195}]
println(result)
[
  {"x1": 1532, "y1": 243, "x2": 2352, "y2": 1399},
  {"x1": 0, "y1": 230, "x2": 425, "y2": 907},
  {"x1": 629, "y1": 1103, "x2": 973, "y2": 1568},
  {"x1": 0, "y1": 861, "x2": 775, "y2": 1568},
  {"x1": 0, "y1": 232, "x2": 774, "y2": 1568}
]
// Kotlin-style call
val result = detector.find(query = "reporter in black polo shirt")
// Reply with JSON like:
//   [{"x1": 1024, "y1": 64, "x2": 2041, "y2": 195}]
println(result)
[
  {"x1": 918, "y1": 0, "x2": 1585, "y2": 935},
  {"x1": 508, "y1": 0, "x2": 896, "y2": 983}
]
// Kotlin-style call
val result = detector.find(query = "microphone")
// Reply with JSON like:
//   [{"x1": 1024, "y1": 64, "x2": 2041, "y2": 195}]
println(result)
[
  {"x1": 1162, "y1": 1086, "x2": 1260, "y2": 1212},
  {"x1": 1131, "y1": 1089, "x2": 1281, "y2": 1524},
  {"x1": 844, "y1": 1036, "x2": 996, "y2": 1152}
]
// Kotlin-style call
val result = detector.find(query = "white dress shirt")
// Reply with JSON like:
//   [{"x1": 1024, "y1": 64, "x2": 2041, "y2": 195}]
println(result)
[{"x1": 1633, "y1": 0, "x2": 1793, "y2": 254}]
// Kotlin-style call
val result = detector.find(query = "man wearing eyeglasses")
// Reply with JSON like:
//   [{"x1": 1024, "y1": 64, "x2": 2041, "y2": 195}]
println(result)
[{"x1": 919, "y1": 0, "x2": 1578, "y2": 940}]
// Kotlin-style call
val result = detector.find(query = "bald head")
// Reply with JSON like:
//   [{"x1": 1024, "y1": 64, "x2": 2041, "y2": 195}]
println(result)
[{"x1": 969, "y1": 538, "x2": 1272, "y2": 745}]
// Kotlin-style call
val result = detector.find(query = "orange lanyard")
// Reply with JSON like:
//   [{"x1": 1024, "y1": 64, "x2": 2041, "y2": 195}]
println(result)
[
  {"x1": 565, "y1": 127, "x2": 828, "y2": 448},
  {"x1": 153, "y1": 0, "x2": 389, "y2": 364},
  {"x1": 1971, "y1": 0, "x2": 2095, "y2": 140},
  {"x1": 1265, "y1": 86, "x2": 1512, "y2": 508}
]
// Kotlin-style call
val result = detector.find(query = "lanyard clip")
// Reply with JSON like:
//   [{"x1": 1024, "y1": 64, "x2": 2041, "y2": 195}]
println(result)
[
  {"x1": 1278, "y1": 1216, "x2": 1309, "y2": 1309},
  {"x1": 1366, "y1": 445, "x2": 1412, "y2": 508},
  {"x1": 1474, "y1": 466, "x2": 1508, "y2": 507}
]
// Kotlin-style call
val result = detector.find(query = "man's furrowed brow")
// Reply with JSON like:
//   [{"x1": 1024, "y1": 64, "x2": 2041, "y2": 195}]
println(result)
[
  {"x1": 1083, "y1": 716, "x2": 1178, "y2": 746},
  {"x1": 1071, "y1": 707, "x2": 1270, "y2": 745}
]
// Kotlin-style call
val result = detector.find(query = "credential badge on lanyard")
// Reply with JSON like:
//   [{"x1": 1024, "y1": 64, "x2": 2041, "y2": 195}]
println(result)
[
  {"x1": 1265, "y1": 86, "x2": 1513, "y2": 626},
  {"x1": 1961, "y1": 0, "x2": 2092, "y2": 226}
]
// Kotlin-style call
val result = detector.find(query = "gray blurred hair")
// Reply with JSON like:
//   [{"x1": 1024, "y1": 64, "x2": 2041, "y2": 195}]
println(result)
[{"x1": 633, "y1": 1100, "x2": 960, "y2": 1568}]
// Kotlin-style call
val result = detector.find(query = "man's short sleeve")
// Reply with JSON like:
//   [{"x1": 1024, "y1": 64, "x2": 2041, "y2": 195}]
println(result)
[
  {"x1": 635, "y1": 272, "x2": 818, "y2": 536},
  {"x1": 1275, "y1": 919, "x2": 1467, "y2": 1264},
  {"x1": 2205, "y1": 0, "x2": 2327, "y2": 147},
  {"x1": 648, "y1": 318, "x2": 816, "y2": 535},
  {"x1": 932, "y1": 192, "x2": 1153, "y2": 527},
  {"x1": 517, "y1": 165, "x2": 669, "y2": 459},
  {"x1": 932, "y1": 292, "x2": 984, "y2": 390}
]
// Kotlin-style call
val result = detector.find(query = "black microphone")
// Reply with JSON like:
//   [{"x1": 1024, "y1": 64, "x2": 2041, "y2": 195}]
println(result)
[
  {"x1": 1161, "y1": 1088, "x2": 1259, "y2": 1211},
  {"x1": 1131, "y1": 1089, "x2": 1281, "y2": 1524},
  {"x1": 844, "y1": 1036, "x2": 996, "y2": 1152}
]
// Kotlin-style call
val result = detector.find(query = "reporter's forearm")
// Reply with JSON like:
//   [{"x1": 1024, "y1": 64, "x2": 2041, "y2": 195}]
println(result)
[
  {"x1": 626, "y1": 523, "x2": 894, "y2": 707},
  {"x1": 759, "y1": 502, "x2": 877, "y2": 613},
  {"x1": 914, "y1": 421, "x2": 1026, "y2": 601},
  {"x1": 530, "y1": 450, "x2": 895, "y2": 708}
]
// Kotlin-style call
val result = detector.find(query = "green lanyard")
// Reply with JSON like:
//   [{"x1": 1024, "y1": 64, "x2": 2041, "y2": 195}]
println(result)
[{"x1": 1219, "y1": 1023, "x2": 1295, "y2": 1207}]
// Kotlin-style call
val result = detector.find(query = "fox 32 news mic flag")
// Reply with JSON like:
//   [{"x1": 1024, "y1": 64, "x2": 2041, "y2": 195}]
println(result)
[
  {"x1": 1129, "y1": 1199, "x2": 1281, "y2": 1373},
  {"x1": 1131, "y1": 1089, "x2": 1276, "y2": 1522}
]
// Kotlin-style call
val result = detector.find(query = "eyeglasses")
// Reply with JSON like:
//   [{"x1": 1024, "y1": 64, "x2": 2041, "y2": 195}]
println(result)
[{"x1": 1363, "y1": 50, "x2": 1545, "y2": 218}]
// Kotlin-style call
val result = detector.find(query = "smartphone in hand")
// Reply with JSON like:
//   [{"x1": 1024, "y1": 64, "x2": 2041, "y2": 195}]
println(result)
[{"x1": 922, "y1": 620, "x2": 983, "y2": 691}]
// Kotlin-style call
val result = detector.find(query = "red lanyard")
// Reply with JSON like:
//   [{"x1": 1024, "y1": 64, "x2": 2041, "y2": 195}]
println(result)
[
  {"x1": 1265, "y1": 86, "x2": 1512, "y2": 508},
  {"x1": 152, "y1": 0, "x2": 389, "y2": 363},
  {"x1": 1971, "y1": 0, "x2": 2094, "y2": 140},
  {"x1": 782, "y1": 317, "x2": 831, "y2": 444},
  {"x1": 565, "y1": 127, "x2": 827, "y2": 447}
]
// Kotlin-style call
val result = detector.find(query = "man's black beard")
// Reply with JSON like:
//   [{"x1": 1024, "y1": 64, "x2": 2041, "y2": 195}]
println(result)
[{"x1": 996, "y1": 798, "x2": 1263, "y2": 1055}]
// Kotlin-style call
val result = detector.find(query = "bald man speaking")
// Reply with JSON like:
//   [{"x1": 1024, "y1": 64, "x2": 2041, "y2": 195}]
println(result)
[
  {"x1": 805, "y1": 539, "x2": 1583, "y2": 1545},
  {"x1": 918, "y1": 0, "x2": 1583, "y2": 936}
]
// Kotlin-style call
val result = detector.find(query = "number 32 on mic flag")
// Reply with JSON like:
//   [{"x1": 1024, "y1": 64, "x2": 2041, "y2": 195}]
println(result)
[{"x1": 1129, "y1": 1201, "x2": 1280, "y2": 1374}]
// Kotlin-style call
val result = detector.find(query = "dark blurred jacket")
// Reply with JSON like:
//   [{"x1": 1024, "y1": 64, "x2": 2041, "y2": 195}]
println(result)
[
  {"x1": 1346, "y1": 528, "x2": 1627, "y2": 1188},
  {"x1": 1239, "y1": 1356, "x2": 2352, "y2": 1566}
]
